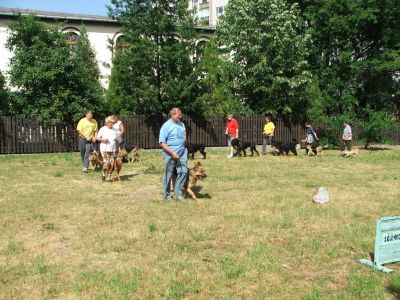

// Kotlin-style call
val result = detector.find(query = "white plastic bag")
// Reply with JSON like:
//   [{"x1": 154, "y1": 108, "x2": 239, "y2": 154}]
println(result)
[{"x1": 312, "y1": 186, "x2": 330, "y2": 204}]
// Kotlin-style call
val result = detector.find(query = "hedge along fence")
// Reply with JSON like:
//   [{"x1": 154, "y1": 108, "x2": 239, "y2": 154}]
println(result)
[{"x1": 0, "y1": 115, "x2": 399, "y2": 154}]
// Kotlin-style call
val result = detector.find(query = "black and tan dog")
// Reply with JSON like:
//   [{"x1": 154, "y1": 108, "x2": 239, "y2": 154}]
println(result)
[
  {"x1": 186, "y1": 142, "x2": 206, "y2": 159},
  {"x1": 271, "y1": 139, "x2": 298, "y2": 156},
  {"x1": 230, "y1": 138, "x2": 259, "y2": 157},
  {"x1": 120, "y1": 144, "x2": 141, "y2": 163},
  {"x1": 301, "y1": 139, "x2": 323, "y2": 156},
  {"x1": 89, "y1": 149, "x2": 103, "y2": 169},
  {"x1": 171, "y1": 161, "x2": 207, "y2": 200}
]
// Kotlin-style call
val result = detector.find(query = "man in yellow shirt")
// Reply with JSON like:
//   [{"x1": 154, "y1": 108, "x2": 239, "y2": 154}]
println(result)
[
  {"x1": 262, "y1": 116, "x2": 275, "y2": 155},
  {"x1": 76, "y1": 110, "x2": 98, "y2": 173}
]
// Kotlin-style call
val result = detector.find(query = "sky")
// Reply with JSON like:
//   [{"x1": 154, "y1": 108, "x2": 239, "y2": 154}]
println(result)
[{"x1": 0, "y1": 0, "x2": 111, "y2": 16}]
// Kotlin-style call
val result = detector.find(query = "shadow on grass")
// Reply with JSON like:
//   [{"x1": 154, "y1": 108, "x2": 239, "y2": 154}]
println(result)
[
  {"x1": 386, "y1": 284, "x2": 400, "y2": 299},
  {"x1": 191, "y1": 186, "x2": 212, "y2": 199},
  {"x1": 120, "y1": 173, "x2": 139, "y2": 181},
  {"x1": 365, "y1": 147, "x2": 393, "y2": 151}
]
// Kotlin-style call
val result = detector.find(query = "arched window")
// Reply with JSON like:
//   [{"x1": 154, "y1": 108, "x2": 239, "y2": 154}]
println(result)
[
  {"x1": 115, "y1": 35, "x2": 129, "y2": 52},
  {"x1": 66, "y1": 32, "x2": 79, "y2": 57},
  {"x1": 196, "y1": 39, "x2": 208, "y2": 59}
]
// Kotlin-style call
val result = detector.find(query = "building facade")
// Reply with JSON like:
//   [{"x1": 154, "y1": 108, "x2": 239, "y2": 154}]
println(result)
[
  {"x1": 0, "y1": 4, "x2": 223, "y2": 88},
  {"x1": 189, "y1": 0, "x2": 228, "y2": 27}
]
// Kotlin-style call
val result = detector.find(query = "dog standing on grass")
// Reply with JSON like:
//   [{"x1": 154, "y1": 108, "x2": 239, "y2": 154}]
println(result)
[
  {"x1": 230, "y1": 138, "x2": 259, "y2": 157},
  {"x1": 120, "y1": 144, "x2": 141, "y2": 163},
  {"x1": 270, "y1": 139, "x2": 298, "y2": 156},
  {"x1": 88, "y1": 149, "x2": 103, "y2": 169},
  {"x1": 301, "y1": 139, "x2": 323, "y2": 156},
  {"x1": 341, "y1": 147, "x2": 359, "y2": 158},
  {"x1": 186, "y1": 142, "x2": 206, "y2": 160},
  {"x1": 171, "y1": 161, "x2": 207, "y2": 200}
]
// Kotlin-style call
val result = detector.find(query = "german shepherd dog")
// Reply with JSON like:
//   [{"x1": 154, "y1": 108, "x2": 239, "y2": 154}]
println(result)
[
  {"x1": 271, "y1": 139, "x2": 298, "y2": 156},
  {"x1": 186, "y1": 142, "x2": 206, "y2": 159},
  {"x1": 120, "y1": 144, "x2": 141, "y2": 163},
  {"x1": 301, "y1": 139, "x2": 323, "y2": 156},
  {"x1": 89, "y1": 149, "x2": 103, "y2": 169},
  {"x1": 230, "y1": 138, "x2": 259, "y2": 157},
  {"x1": 171, "y1": 161, "x2": 207, "y2": 200},
  {"x1": 102, "y1": 153, "x2": 123, "y2": 181}
]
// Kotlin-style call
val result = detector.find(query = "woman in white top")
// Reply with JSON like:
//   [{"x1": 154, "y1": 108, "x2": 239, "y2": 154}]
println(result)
[
  {"x1": 112, "y1": 115, "x2": 125, "y2": 151},
  {"x1": 96, "y1": 116, "x2": 118, "y2": 181}
]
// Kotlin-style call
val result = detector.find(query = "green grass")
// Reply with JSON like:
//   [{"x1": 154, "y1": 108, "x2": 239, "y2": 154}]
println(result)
[{"x1": 0, "y1": 147, "x2": 399, "y2": 299}]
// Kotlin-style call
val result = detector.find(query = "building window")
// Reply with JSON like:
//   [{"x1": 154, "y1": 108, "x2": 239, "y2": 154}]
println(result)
[
  {"x1": 115, "y1": 35, "x2": 129, "y2": 52},
  {"x1": 199, "y1": 16, "x2": 210, "y2": 26},
  {"x1": 196, "y1": 39, "x2": 208, "y2": 59},
  {"x1": 216, "y1": 6, "x2": 224, "y2": 16},
  {"x1": 66, "y1": 32, "x2": 79, "y2": 57}
]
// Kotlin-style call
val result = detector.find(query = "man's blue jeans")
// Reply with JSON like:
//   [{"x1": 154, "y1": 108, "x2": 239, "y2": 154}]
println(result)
[
  {"x1": 162, "y1": 150, "x2": 188, "y2": 199},
  {"x1": 79, "y1": 137, "x2": 93, "y2": 168}
]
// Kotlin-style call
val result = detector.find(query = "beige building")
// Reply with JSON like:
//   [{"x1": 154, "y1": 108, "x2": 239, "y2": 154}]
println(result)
[
  {"x1": 0, "y1": 6, "x2": 216, "y2": 88},
  {"x1": 189, "y1": 0, "x2": 228, "y2": 27}
]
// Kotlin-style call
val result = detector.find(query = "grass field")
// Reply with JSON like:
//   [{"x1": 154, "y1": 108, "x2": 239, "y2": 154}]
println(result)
[{"x1": 0, "y1": 147, "x2": 400, "y2": 299}]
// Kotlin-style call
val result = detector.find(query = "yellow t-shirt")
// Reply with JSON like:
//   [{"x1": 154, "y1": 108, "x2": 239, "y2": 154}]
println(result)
[
  {"x1": 76, "y1": 118, "x2": 98, "y2": 140},
  {"x1": 263, "y1": 122, "x2": 275, "y2": 135}
]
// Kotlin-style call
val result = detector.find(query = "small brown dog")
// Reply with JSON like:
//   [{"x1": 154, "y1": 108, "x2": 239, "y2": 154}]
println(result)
[
  {"x1": 102, "y1": 154, "x2": 123, "y2": 181},
  {"x1": 89, "y1": 150, "x2": 103, "y2": 169},
  {"x1": 341, "y1": 147, "x2": 359, "y2": 158},
  {"x1": 171, "y1": 161, "x2": 207, "y2": 200}
]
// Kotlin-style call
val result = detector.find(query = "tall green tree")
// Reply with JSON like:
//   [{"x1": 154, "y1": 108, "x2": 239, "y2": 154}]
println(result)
[
  {"x1": 196, "y1": 38, "x2": 251, "y2": 116},
  {"x1": 216, "y1": 0, "x2": 312, "y2": 118},
  {"x1": 305, "y1": 0, "x2": 400, "y2": 117},
  {"x1": 0, "y1": 70, "x2": 11, "y2": 115},
  {"x1": 107, "y1": 0, "x2": 199, "y2": 115},
  {"x1": 6, "y1": 15, "x2": 104, "y2": 125}
]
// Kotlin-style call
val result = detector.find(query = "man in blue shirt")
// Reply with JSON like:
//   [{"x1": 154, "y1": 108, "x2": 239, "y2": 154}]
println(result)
[{"x1": 159, "y1": 107, "x2": 188, "y2": 201}]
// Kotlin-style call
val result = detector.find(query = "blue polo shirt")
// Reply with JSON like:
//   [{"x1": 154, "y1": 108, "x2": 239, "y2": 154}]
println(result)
[{"x1": 159, "y1": 119, "x2": 186, "y2": 156}]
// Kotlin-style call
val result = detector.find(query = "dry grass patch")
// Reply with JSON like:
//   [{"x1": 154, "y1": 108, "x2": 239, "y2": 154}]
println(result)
[{"x1": 0, "y1": 148, "x2": 400, "y2": 299}]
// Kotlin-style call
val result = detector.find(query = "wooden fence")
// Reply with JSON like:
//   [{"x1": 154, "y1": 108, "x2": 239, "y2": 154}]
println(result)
[{"x1": 0, "y1": 115, "x2": 399, "y2": 154}]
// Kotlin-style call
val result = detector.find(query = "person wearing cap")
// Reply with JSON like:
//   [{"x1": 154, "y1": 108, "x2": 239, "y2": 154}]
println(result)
[
  {"x1": 76, "y1": 110, "x2": 98, "y2": 173},
  {"x1": 225, "y1": 113, "x2": 239, "y2": 158}
]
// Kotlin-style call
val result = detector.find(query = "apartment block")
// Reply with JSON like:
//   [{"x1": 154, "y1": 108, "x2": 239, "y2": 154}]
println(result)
[{"x1": 189, "y1": 0, "x2": 229, "y2": 27}]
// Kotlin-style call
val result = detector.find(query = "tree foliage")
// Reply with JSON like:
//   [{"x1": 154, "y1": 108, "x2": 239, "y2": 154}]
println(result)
[
  {"x1": 216, "y1": 0, "x2": 312, "y2": 118},
  {"x1": 196, "y1": 38, "x2": 251, "y2": 116},
  {"x1": 304, "y1": 0, "x2": 400, "y2": 117},
  {"x1": 6, "y1": 15, "x2": 104, "y2": 125},
  {"x1": 107, "y1": 0, "x2": 199, "y2": 115},
  {"x1": 0, "y1": 70, "x2": 11, "y2": 115}
]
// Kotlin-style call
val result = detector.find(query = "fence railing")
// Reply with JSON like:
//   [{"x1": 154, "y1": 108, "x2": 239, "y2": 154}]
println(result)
[{"x1": 0, "y1": 115, "x2": 399, "y2": 154}]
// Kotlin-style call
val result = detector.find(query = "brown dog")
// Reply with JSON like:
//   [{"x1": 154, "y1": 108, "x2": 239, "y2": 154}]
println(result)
[
  {"x1": 120, "y1": 144, "x2": 141, "y2": 163},
  {"x1": 341, "y1": 147, "x2": 359, "y2": 158},
  {"x1": 171, "y1": 161, "x2": 207, "y2": 200},
  {"x1": 102, "y1": 154, "x2": 123, "y2": 181},
  {"x1": 306, "y1": 144, "x2": 323, "y2": 156},
  {"x1": 301, "y1": 139, "x2": 323, "y2": 156},
  {"x1": 185, "y1": 161, "x2": 207, "y2": 200},
  {"x1": 89, "y1": 150, "x2": 103, "y2": 169}
]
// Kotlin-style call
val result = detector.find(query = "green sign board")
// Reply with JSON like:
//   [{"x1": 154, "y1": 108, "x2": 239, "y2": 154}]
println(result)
[{"x1": 360, "y1": 216, "x2": 400, "y2": 272}]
